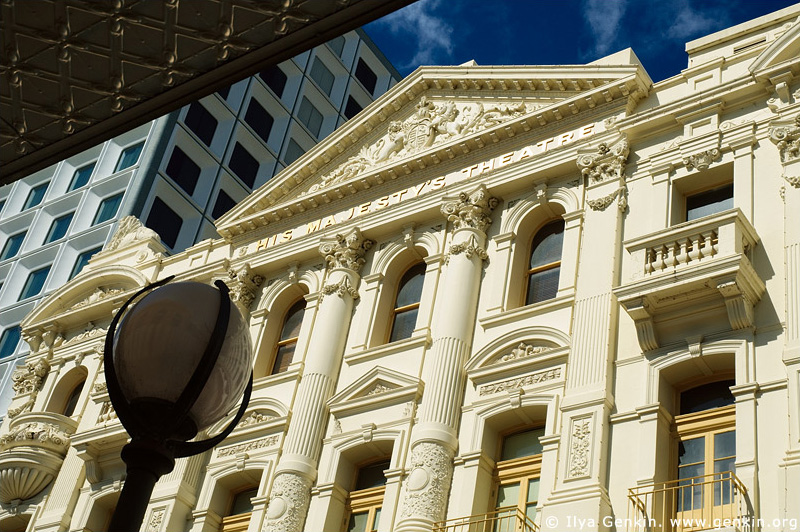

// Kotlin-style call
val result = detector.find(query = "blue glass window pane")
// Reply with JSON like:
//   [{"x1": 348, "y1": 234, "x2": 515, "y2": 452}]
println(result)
[
  {"x1": 20, "y1": 266, "x2": 50, "y2": 300},
  {"x1": 0, "y1": 326, "x2": 21, "y2": 359},
  {"x1": 686, "y1": 184, "x2": 733, "y2": 221},
  {"x1": 71, "y1": 247, "x2": 102, "y2": 279},
  {"x1": 244, "y1": 100, "x2": 275, "y2": 144},
  {"x1": 229, "y1": 143, "x2": 258, "y2": 188},
  {"x1": 24, "y1": 183, "x2": 49, "y2": 209},
  {"x1": 1, "y1": 232, "x2": 25, "y2": 260},
  {"x1": 70, "y1": 163, "x2": 95, "y2": 190},
  {"x1": 501, "y1": 427, "x2": 545, "y2": 460},
  {"x1": 184, "y1": 103, "x2": 217, "y2": 146},
  {"x1": 298, "y1": 97, "x2": 323, "y2": 138},
  {"x1": 355, "y1": 58, "x2": 377, "y2": 94},
  {"x1": 46, "y1": 212, "x2": 74, "y2": 243},
  {"x1": 284, "y1": 139, "x2": 305, "y2": 165},
  {"x1": 310, "y1": 58, "x2": 335, "y2": 96},
  {"x1": 115, "y1": 143, "x2": 144, "y2": 172},
  {"x1": 94, "y1": 193, "x2": 124, "y2": 225}
]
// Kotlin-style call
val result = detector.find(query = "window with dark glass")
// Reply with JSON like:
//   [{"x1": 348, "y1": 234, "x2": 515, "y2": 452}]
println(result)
[
  {"x1": 217, "y1": 86, "x2": 231, "y2": 100},
  {"x1": 229, "y1": 143, "x2": 259, "y2": 188},
  {"x1": 686, "y1": 183, "x2": 733, "y2": 221},
  {"x1": 1, "y1": 232, "x2": 25, "y2": 260},
  {"x1": 298, "y1": 97, "x2": 324, "y2": 138},
  {"x1": 115, "y1": 143, "x2": 144, "y2": 172},
  {"x1": 284, "y1": 138, "x2": 305, "y2": 165},
  {"x1": 45, "y1": 212, "x2": 74, "y2": 243},
  {"x1": 220, "y1": 487, "x2": 258, "y2": 532},
  {"x1": 184, "y1": 103, "x2": 217, "y2": 146},
  {"x1": 24, "y1": 182, "x2": 48, "y2": 210},
  {"x1": 70, "y1": 163, "x2": 95, "y2": 190},
  {"x1": 328, "y1": 35, "x2": 345, "y2": 57},
  {"x1": 0, "y1": 198, "x2": 5, "y2": 213},
  {"x1": 244, "y1": 100, "x2": 275, "y2": 144},
  {"x1": 344, "y1": 95, "x2": 363, "y2": 119},
  {"x1": 355, "y1": 58, "x2": 377, "y2": 95},
  {"x1": 93, "y1": 193, "x2": 124, "y2": 225},
  {"x1": 259, "y1": 66, "x2": 287, "y2": 98},
  {"x1": 310, "y1": 57, "x2": 335, "y2": 96},
  {"x1": 271, "y1": 299, "x2": 306, "y2": 375},
  {"x1": 212, "y1": 190, "x2": 236, "y2": 220},
  {"x1": 389, "y1": 263, "x2": 426, "y2": 343},
  {"x1": 525, "y1": 220, "x2": 564, "y2": 305},
  {"x1": 345, "y1": 459, "x2": 389, "y2": 532},
  {"x1": 20, "y1": 265, "x2": 50, "y2": 300},
  {"x1": 493, "y1": 427, "x2": 544, "y2": 525},
  {"x1": 145, "y1": 197, "x2": 183, "y2": 249},
  {"x1": 0, "y1": 326, "x2": 21, "y2": 359},
  {"x1": 63, "y1": 380, "x2": 85, "y2": 417},
  {"x1": 71, "y1": 246, "x2": 102, "y2": 279},
  {"x1": 165, "y1": 146, "x2": 201, "y2": 195}
]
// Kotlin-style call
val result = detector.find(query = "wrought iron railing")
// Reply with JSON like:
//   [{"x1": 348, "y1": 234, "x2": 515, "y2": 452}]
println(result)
[{"x1": 433, "y1": 507, "x2": 539, "y2": 532}]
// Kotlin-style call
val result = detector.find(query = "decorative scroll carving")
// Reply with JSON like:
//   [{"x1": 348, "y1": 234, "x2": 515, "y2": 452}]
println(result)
[
  {"x1": 69, "y1": 287, "x2": 126, "y2": 309},
  {"x1": 441, "y1": 184, "x2": 498, "y2": 233},
  {"x1": 567, "y1": 417, "x2": 592, "y2": 478},
  {"x1": 577, "y1": 140, "x2": 629, "y2": 183},
  {"x1": 104, "y1": 216, "x2": 160, "y2": 252},
  {"x1": 769, "y1": 115, "x2": 800, "y2": 163},
  {"x1": 63, "y1": 324, "x2": 107, "y2": 346},
  {"x1": 448, "y1": 233, "x2": 488, "y2": 261},
  {"x1": 500, "y1": 343, "x2": 552, "y2": 363},
  {"x1": 217, "y1": 436, "x2": 279, "y2": 457},
  {"x1": 262, "y1": 472, "x2": 312, "y2": 532},
  {"x1": 321, "y1": 276, "x2": 360, "y2": 300},
  {"x1": 7, "y1": 399, "x2": 35, "y2": 419},
  {"x1": 237, "y1": 411, "x2": 276, "y2": 428},
  {"x1": 223, "y1": 260, "x2": 265, "y2": 310},
  {"x1": 683, "y1": 149, "x2": 721, "y2": 171},
  {"x1": 319, "y1": 228, "x2": 374, "y2": 273},
  {"x1": 716, "y1": 279, "x2": 755, "y2": 330},
  {"x1": 400, "y1": 442, "x2": 453, "y2": 522},
  {"x1": 146, "y1": 508, "x2": 166, "y2": 532},
  {"x1": 0, "y1": 421, "x2": 71, "y2": 451},
  {"x1": 587, "y1": 186, "x2": 627, "y2": 211},
  {"x1": 11, "y1": 359, "x2": 49, "y2": 395},
  {"x1": 783, "y1": 174, "x2": 800, "y2": 188},
  {"x1": 479, "y1": 368, "x2": 562, "y2": 395},
  {"x1": 307, "y1": 97, "x2": 530, "y2": 194}
]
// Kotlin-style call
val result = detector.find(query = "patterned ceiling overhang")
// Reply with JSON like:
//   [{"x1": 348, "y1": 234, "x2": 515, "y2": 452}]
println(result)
[{"x1": 0, "y1": 0, "x2": 414, "y2": 185}]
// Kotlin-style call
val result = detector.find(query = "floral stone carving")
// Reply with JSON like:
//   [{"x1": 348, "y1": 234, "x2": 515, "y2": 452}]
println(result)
[
  {"x1": 103, "y1": 216, "x2": 160, "y2": 252},
  {"x1": 577, "y1": 139, "x2": 629, "y2": 183},
  {"x1": 223, "y1": 260, "x2": 265, "y2": 310},
  {"x1": 683, "y1": 149, "x2": 722, "y2": 171},
  {"x1": 769, "y1": 114, "x2": 800, "y2": 163},
  {"x1": 11, "y1": 359, "x2": 49, "y2": 395},
  {"x1": 500, "y1": 343, "x2": 552, "y2": 363},
  {"x1": 400, "y1": 442, "x2": 453, "y2": 522},
  {"x1": 448, "y1": 233, "x2": 488, "y2": 261},
  {"x1": 441, "y1": 184, "x2": 498, "y2": 234},
  {"x1": 262, "y1": 472, "x2": 312, "y2": 532},
  {"x1": 307, "y1": 97, "x2": 530, "y2": 194},
  {"x1": 321, "y1": 276, "x2": 360, "y2": 300},
  {"x1": 319, "y1": 228, "x2": 374, "y2": 273},
  {"x1": 0, "y1": 421, "x2": 71, "y2": 451},
  {"x1": 567, "y1": 417, "x2": 592, "y2": 478}
]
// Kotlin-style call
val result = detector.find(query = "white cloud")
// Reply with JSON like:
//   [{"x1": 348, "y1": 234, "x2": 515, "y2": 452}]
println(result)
[
  {"x1": 375, "y1": 0, "x2": 455, "y2": 69},
  {"x1": 583, "y1": 0, "x2": 628, "y2": 57},
  {"x1": 664, "y1": 0, "x2": 723, "y2": 40}
]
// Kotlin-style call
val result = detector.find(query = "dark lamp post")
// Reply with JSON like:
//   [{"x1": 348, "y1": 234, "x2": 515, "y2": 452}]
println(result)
[{"x1": 104, "y1": 277, "x2": 253, "y2": 532}]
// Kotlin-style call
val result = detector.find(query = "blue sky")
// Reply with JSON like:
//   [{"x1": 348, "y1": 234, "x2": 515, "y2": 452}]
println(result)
[{"x1": 364, "y1": 0, "x2": 798, "y2": 82}]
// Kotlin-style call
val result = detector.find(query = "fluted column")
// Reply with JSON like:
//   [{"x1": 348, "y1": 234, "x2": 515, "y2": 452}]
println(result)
[
  {"x1": 396, "y1": 185, "x2": 498, "y2": 532},
  {"x1": 262, "y1": 228, "x2": 373, "y2": 532}
]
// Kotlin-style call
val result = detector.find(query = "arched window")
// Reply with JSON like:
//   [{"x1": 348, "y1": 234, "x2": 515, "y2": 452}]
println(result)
[
  {"x1": 63, "y1": 379, "x2": 85, "y2": 417},
  {"x1": 388, "y1": 263, "x2": 426, "y2": 343},
  {"x1": 271, "y1": 300, "x2": 306, "y2": 375},
  {"x1": 345, "y1": 459, "x2": 390, "y2": 532},
  {"x1": 220, "y1": 486, "x2": 258, "y2": 532},
  {"x1": 525, "y1": 220, "x2": 564, "y2": 305},
  {"x1": 492, "y1": 427, "x2": 544, "y2": 527}
]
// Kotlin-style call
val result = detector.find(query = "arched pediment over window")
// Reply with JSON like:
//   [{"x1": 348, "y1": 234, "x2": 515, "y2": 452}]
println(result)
[
  {"x1": 466, "y1": 326, "x2": 570, "y2": 372},
  {"x1": 749, "y1": 20, "x2": 800, "y2": 74}
]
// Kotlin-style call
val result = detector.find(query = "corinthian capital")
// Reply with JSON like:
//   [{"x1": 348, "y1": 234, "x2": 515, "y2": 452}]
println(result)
[
  {"x1": 441, "y1": 184, "x2": 498, "y2": 233},
  {"x1": 319, "y1": 228, "x2": 374, "y2": 273},
  {"x1": 577, "y1": 137, "x2": 629, "y2": 182},
  {"x1": 769, "y1": 114, "x2": 800, "y2": 163}
]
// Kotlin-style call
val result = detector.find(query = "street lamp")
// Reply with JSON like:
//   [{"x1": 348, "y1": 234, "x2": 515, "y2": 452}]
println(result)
[{"x1": 104, "y1": 276, "x2": 254, "y2": 532}]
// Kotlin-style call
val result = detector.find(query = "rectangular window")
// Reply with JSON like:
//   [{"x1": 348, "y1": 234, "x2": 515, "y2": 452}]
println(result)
[
  {"x1": 45, "y1": 212, "x2": 74, "y2": 243},
  {"x1": 115, "y1": 142, "x2": 144, "y2": 172},
  {"x1": 184, "y1": 103, "x2": 217, "y2": 146},
  {"x1": 69, "y1": 163, "x2": 95, "y2": 190},
  {"x1": 71, "y1": 246, "x2": 102, "y2": 279},
  {"x1": 145, "y1": 197, "x2": 183, "y2": 248},
  {"x1": 212, "y1": 190, "x2": 237, "y2": 219},
  {"x1": 297, "y1": 97, "x2": 323, "y2": 138},
  {"x1": 259, "y1": 66, "x2": 287, "y2": 98},
  {"x1": 165, "y1": 147, "x2": 201, "y2": 195},
  {"x1": 20, "y1": 266, "x2": 50, "y2": 300},
  {"x1": 344, "y1": 95, "x2": 363, "y2": 119},
  {"x1": 24, "y1": 182, "x2": 49, "y2": 210},
  {"x1": 0, "y1": 198, "x2": 5, "y2": 213},
  {"x1": 0, "y1": 326, "x2": 21, "y2": 359},
  {"x1": 686, "y1": 184, "x2": 734, "y2": 221},
  {"x1": 1, "y1": 232, "x2": 25, "y2": 260},
  {"x1": 310, "y1": 57, "x2": 335, "y2": 96},
  {"x1": 217, "y1": 86, "x2": 231, "y2": 100},
  {"x1": 284, "y1": 138, "x2": 305, "y2": 165},
  {"x1": 355, "y1": 58, "x2": 377, "y2": 95},
  {"x1": 229, "y1": 143, "x2": 259, "y2": 188},
  {"x1": 94, "y1": 193, "x2": 124, "y2": 225},
  {"x1": 327, "y1": 35, "x2": 345, "y2": 57},
  {"x1": 244, "y1": 100, "x2": 275, "y2": 144}
]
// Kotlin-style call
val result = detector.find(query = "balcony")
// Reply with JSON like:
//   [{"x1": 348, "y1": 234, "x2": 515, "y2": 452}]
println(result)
[
  {"x1": 627, "y1": 472, "x2": 751, "y2": 531},
  {"x1": 433, "y1": 507, "x2": 539, "y2": 532},
  {"x1": 0, "y1": 411, "x2": 78, "y2": 503},
  {"x1": 615, "y1": 209, "x2": 765, "y2": 351}
]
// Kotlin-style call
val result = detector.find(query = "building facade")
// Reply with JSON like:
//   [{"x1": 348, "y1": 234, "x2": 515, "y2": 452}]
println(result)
[
  {"x1": 0, "y1": 28, "x2": 400, "y2": 417},
  {"x1": 1, "y1": 7, "x2": 800, "y2": 532}
]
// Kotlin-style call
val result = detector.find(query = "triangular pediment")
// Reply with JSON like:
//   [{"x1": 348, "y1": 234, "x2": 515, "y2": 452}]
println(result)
[
  {"x1": 328, "y1": 366, "x2": 422, "y2": 417},
  {"x1": 217, "y1": 61, "x2": 651, "y2": 239}
]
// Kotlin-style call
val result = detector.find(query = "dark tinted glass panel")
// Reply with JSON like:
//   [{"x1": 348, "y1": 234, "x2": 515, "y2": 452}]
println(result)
[
  {"x1": 389, "y1": 308, "x2": 418, "y2": 344},
  {"x1": 229, "y1": 143, "x2": 259, "y2": 188},
  {"x1": 259, "y1": 66, "x2": 287, "y2": 97},
  {"x1": 217, "y1": 86, "x2": 230, "y2": 100},
  {"x1": 284, "y1": 139, "x2": 305, "y2": 165},
  {"x1": 230, "y1": 487, "x2": 258, "y2": 516},
  {"x1": 344, "y1": 95, "x2": 363, "y2": 119},
  {"x1": 165, "y1": 147, "x2": 201, "y2": 195},
  {"x1": 354, "y1": 460, "x2": 390, "y2": 490},
  {"x1": 63, "y1": 381, "x2": 84, "y2": 417},
  {"x1": 501, "y1": 427, "x2": 546, "y2": 460},
  {"x1": 298, "y1": 97, "x2": 323, "y2": 138},
  {"x1": 145, "y1": 197, "x2": 183, "y2": 248},
  {"x1": 212, "y1": 190, "x2": 236, "y2": 219},
  {"x1": 355, "y1": 58, "x2": 377, "y2": 94},
  {"x1": 71, "y1": 246, "x2": 102, "y2": 279},
  {"x1": 70, "y1": 163, "x2": 95, "y2": 190},
  {"x1": 529, "y1": 221, "x2": 564, "y2": 269},
  {"x1": 1, "y1": 232, "x2": 25, "y2": 260},
  {"x1": 280, "y1": 300, "x2": 306, "y2": 341},
  {"x1": 271, "y1": 344, "x2": 296, "y2": 374},
  {"x1": 0, "y1": 199, "x2": 5, "y2": 213},
  {"x1": 46, "y1": 212, "x2": 74, "y2": 243},
  {"x1": 115, "y1": 143, "x2": 144, "y2": 172},
  {"x1": 20, "y1": 266, "x2": 50, "y2": 299},
  {"x1": 0, "y1": 326, "x2": 21, "y2": 359},
  {"x1": 680, "y1": 380, "x2": 735, "y2": 415},
  {"x1": 395, "y1": 264, "x2": 426, "y2": 308},
  {"x1": 686, "y1": 183, "x2": 734, "y2": 221},
  {"x1": 94, "y1": 193, "x2": 124, "y2": 225},
  {"x1": 24, "y1": 183, "x2": 48, "y2": 209},
  {"x1": 310, "y1": 58, "x2": 335, "y2": 96},
  {"x1": 184, "y1": 103, "x2": 217, "y2": 146},
  {"x1": 527, "y1": 267, "x2": 560, "y2": 304},
  {"x1": 328, "y1": 35, "x2": 345, "y2": 56},
  {"x1": 245, "y1": 100, "x2": 275, "y2": 143}
]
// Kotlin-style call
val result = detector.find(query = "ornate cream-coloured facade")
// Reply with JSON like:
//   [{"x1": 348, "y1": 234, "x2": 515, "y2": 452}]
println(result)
[{"x1": 2, "y1": 7, "x2": 800, "y2": 532}]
